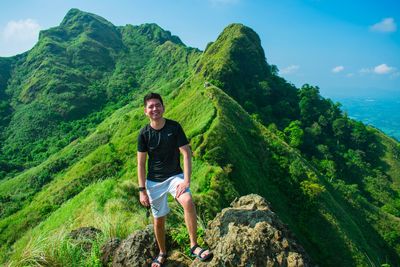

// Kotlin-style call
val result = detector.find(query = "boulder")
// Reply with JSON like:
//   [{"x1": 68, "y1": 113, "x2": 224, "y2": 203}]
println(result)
[
  {"x1": 112, "y1": 225, "x2": 157, "y2": 267},
  {"x1": 101, "y1": 225, "x2": 188, "y2": 267},
  {"x1": 191, "y1": 194, "x2": 313, "y2": 267},
  {"x1": 101, "y1": 194, "x2": 313, "y2": 267},
  {"x1": 100, "y1": 238, "x2": 121, "y2": 266}
]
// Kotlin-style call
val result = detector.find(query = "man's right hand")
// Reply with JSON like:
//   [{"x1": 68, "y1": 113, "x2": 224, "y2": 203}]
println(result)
[{"x1": 139, "y1": 191, "x2": 150, "y2": 207}]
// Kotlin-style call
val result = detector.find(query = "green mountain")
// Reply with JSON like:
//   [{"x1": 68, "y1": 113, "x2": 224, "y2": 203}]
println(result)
[{"x1": 0, "y1": 9, "x2": 399, "y2": 266}]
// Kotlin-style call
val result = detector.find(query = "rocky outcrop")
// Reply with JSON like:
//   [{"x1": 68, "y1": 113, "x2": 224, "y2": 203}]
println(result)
[
  {"x1": 112, "y1": 225, "x2": 158, "y2": 267},
  {"x1": 101, "y1": 224, "x2": 190, "y2": 267},
  {"x1": 98, "y1": 194, "x2": 312, "y2": 266},
  {"x1": 100, "y1": 238, "x2": 121, "y2": 266},
  {"x1": 192, "y1": 194, "x2": 312, "y2": 267}
]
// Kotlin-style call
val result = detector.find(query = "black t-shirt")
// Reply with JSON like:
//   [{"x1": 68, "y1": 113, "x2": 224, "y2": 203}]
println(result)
[{"x1": 137, "y1": 119, "x2": 189, "y2": 182}]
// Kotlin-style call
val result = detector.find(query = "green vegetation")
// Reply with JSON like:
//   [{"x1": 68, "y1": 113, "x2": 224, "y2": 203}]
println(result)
[
  {"x1": 197, "y1": 23, "x2": 299, "y2": 127},
  {"x1": 0, "y1": 9, "x2": 199, "y2": 179},
  {"x1": 0, "y1": 9, "x2": 399, "y2": 267}
]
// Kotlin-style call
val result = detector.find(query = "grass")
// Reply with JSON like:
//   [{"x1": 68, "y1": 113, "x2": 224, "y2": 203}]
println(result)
[
  {"x1": 8, "y1": 226, "x2": 106, "y2": 267},
  {"x1": 1, "y1": 72, "x2": 398, "y2": 265},
  {"x1": 2, "y1": 70, "x2": 400, "y2": 266},
  {"x1": 0, "y1": 75, "x2": 220, "y2": 265}
]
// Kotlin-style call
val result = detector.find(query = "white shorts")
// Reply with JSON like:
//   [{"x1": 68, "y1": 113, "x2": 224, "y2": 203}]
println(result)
[{"x1": 145, "y1": 173, "x2": 191, "y2": 218}]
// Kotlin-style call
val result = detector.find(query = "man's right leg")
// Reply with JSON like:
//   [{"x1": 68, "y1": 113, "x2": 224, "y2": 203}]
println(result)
[
  {"x1": 146, "y1": 179, "x2": 170, "y2": 266},
  {"x1": 154, "y1": 215, "x2": 166, "y2": 253},
  {"x1": 153, "y1": 215, "x2": 167, "y2": 266}
]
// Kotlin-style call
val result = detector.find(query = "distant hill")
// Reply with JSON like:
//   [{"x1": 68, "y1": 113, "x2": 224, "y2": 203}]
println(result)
[{"x1": 0, "y1": 9, "x2": 399, "y2": 266}]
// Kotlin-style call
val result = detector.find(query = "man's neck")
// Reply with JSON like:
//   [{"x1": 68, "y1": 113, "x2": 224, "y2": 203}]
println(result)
[{"x1": 150, "y1": 118, "x2": 166, "y2": 130}]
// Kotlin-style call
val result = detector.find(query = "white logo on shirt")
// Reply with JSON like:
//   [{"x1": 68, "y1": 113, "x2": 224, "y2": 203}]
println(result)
[{"x1": 168, "y1": 133, "x2": 173, "y2": 136}]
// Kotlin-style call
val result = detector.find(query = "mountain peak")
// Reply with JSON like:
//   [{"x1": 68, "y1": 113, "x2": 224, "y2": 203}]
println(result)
[
  {"x1": 216, "y1": 23, "x2": 261, "y2": 45},
  {"x1": 60, "y1": 8, "x2": 114, "y2": 28},
  {"x1": 204, "y1": 23, "x2": 268, "y2": 76},
  {"x1": 37, "y1": 8, "x2": 123, "y2": 51},
  {"x1": 197, "y1": 23, "x2": 271, "y2": 107}
]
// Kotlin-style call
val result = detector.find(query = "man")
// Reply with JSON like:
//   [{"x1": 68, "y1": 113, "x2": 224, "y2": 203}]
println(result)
[{"x1": 137, "y1": 93, "x2": 211, "y2": 267}]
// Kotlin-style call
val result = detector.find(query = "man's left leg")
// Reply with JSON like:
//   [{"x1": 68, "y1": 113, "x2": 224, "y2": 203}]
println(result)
[{"x1": 176, "y1": 193, "x2": 210, "y2": 259}]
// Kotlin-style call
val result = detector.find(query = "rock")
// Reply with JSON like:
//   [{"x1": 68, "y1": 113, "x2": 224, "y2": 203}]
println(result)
[
  {"x1": 112, "y1": 224, "x2": 158, "y2": 267},
  {"x1": 164, "y1": 251, "x2": 192, "y2": 267},
  {"x1": 101, "y1": 225, "x2": 189, "y2": 267},
  {"x1": 100, "y1": 238, "x2": 121, "y2": 266},
  {"x1": 101, "y1": 194, "x2": 313, "y2": 267},
  {"x1": 68, "y1": 226, "x2": 102, "y2": 251},
  {"x1": 191, "y1": 194, "x2": 313, "y2": 267}
]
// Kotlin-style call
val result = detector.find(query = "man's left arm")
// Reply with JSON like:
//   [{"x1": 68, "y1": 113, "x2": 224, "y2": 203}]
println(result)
[{"x1": 176, "y1": 144, "x2": 192, "y2": 198}]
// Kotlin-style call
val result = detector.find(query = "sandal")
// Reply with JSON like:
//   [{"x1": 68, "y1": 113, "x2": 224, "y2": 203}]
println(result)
[
  {"x1": 190, "y1": 244, "x2": 212, "y2": 261},
  {"x1": 152, "y1": 252, "x2": 167, "y2": 267}
]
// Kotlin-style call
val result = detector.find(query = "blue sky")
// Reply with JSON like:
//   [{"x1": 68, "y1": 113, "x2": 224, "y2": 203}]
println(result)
[{"x1": 0, "y1": 0, "x2": 399, "y2": 98}]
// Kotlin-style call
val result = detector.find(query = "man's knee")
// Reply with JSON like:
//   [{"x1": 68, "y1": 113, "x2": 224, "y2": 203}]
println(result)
[{"x1": 177, "y1": 193, "x2": 194, "y2": 208}]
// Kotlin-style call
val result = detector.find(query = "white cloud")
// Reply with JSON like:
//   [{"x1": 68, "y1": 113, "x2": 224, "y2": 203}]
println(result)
[
  {"x1": 332, "y1": 66, "x2": 344, "y2": 73},
  {"x1": 359, "y1": 64, "x2": 396, "y2": 75},
  {"x1": 346, "y1": 73, "x2": 354, "y2": 77},
  {"x1": 2, "y1": 19, "x2": 41, "y2": 42},
  {"x1": 1, "y1": 19, "x2": 41, "y2": 56},
  {"x1": 280, "y1": 65, "x2": 299, "y2": 74},
  {"x1": 370, "y1": 17, "x2": 397, "y2": 33},
  {"x1": 374, "y1": 63, "x2": 394, "y2": 74}
]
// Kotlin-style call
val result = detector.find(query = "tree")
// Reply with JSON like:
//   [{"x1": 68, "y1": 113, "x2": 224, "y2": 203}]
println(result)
[
  {"x1": 284, "y1": 120, "x2": 304, "y2": 148},
  {"x1": 298, "y1": 84, "x2": 322, "y2": 125}
]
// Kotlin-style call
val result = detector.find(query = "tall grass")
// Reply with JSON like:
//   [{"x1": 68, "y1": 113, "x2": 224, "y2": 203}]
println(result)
[{"x1": 8, "y1": 227, "x2": 106, "y2": 267}]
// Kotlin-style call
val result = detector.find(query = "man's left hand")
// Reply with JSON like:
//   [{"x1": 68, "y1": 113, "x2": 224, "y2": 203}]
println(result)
[{"x1": 176, "y1": 180, "x2": 190, "y2": 198}]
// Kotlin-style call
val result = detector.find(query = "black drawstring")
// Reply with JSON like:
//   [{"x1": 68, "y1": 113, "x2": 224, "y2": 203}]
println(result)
[{"x1": 146, "y1": 206, "x2": 151, "y2": 218}]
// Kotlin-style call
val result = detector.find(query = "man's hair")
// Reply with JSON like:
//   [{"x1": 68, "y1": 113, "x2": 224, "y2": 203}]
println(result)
[{"x1": 143, "y1": 92, "x2": 164, "y2": 107}]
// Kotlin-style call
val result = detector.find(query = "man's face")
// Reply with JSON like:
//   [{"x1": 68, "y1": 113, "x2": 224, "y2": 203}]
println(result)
[{"x1": 144, "y1": 98, "x2": 164, "y2": 120}]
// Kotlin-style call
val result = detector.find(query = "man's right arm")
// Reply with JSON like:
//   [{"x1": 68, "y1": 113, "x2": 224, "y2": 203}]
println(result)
[{"x1": 137, "y1": 151, "x2": 149, "y2": 207}]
